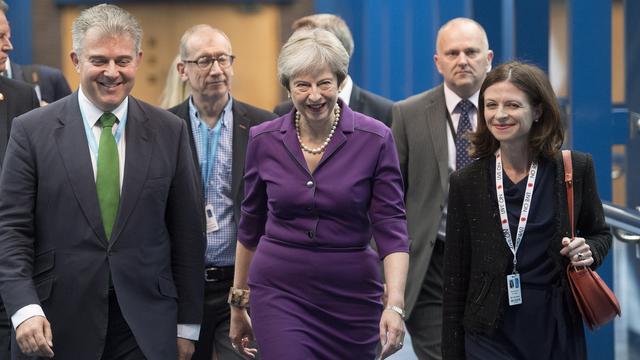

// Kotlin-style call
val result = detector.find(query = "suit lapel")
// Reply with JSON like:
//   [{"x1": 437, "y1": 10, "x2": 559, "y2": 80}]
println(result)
[
  {"x1": 317, "y1": 100, "x2": 350, "y2": 169},
  {"x1": 54, "y1": 93, "x2": 108, "y2": 245},
  {"x1": 110, "y1": 98, "x2": 153, "y2": 245},
  {"x1": 280, "y1": 113, "x2": 310, "y2": 174},
  {"x1": 425, "y1": 86, "x2": 450, "y2": 193},
  {"x1": 231, "y1": 101, "x2": 249, "y2": 203},
  {"x1": 174, "y1": 100, "x2": 200, "y2": 185}
]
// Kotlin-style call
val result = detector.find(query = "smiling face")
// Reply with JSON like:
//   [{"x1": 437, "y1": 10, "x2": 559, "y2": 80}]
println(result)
[
  {"x1": 70, "y1": 28, "x2": 141, "y2": 112},
  {"x1": 483, "y1": 80, "x2": 541, "y2": 148},
  {"x1": 434, "y1": 20, "x2": 493, "y2": 99},
  {"x1": 289, "y1": 65, "x2": 339, "y2": 125},
  {"x1": 178, "y1": 29, "x2": 233, "y2": 102}
]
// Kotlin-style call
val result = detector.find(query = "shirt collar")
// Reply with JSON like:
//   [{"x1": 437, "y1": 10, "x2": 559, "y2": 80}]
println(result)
[
  {"x1": 78, "y1": 86, "x2": 128, "y2": 128},
  {"x1": 339, "y1": 75, "x2": 353, "y2": 105},
  {"x1": 443, "y1": 83, "x2": 480, "y2": 114},
  {"x1": 188, "y1": 94, "x2": 233, "y2": 129},
  {"x1": 4, "y1": 58, "x2": 12, "y2": 79}
]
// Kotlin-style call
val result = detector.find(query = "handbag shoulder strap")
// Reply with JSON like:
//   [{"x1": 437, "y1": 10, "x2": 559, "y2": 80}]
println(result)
[{"x1": 562, "y1": 150, "x2": 575, "y2": 239}]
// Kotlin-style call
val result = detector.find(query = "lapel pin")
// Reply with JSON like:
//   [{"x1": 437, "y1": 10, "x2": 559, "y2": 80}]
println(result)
[{"x1": 0, "y1": 92, "x2": 4, "y2": 101}]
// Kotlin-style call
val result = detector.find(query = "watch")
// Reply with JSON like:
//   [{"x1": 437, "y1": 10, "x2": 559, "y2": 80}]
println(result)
[
  {"x1": 228, "y1": 287, "x2": 250, "y2": 308},
  {"x1": 385, "y1": 305, "x2": 406, "y2": 320}
]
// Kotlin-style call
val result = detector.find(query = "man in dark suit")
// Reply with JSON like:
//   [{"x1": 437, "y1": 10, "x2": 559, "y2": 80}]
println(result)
[
  {"x1": 0, "y1": 13, "x2": 40, "y2": 355},
  {"x1": 0, "y1": 0, "x2": 71, "y2": 105},
  {"x1": 7, "y1": 61, "x2": 71, "y2": 105},
  {"x1": 272, "y1": 14, "x2": 393, "y2": 126},
  {"x1": 169, "y1": 24, "x2": 276, "y2": 360},
  {"x1": 0, "y1": 4, "x2": 204, "y2": 360},
  {"x1": 391, "y1": 18, "x2": 493, "y2": 359}
]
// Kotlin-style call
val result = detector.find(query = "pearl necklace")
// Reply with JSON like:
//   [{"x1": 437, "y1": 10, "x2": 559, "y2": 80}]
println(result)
[{"x1": 295, "y1": 104, "x2": 340, "y2": 155}]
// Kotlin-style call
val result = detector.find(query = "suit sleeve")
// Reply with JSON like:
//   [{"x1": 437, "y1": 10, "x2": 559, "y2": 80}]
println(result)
[
  {"x1": 442, "y1": 171, "x2": 471, "y2": 360},
  {"x1": 0, "y1": 118, "x2": 40, "y2": 317},
  {"x1": 237, "y1": 130, "x2": 267, "y2": 249},
  {"x1": 370, "y1": 129, "x2": 409, "y2": 258},
  {"x1": 391, "y1": 103, "x2": 408, "y2": 198},
  {"x1": 575, "y1": 153, "x2": 612, "y2": 269},
  {"x1": 166, "y1": 119, "x2": 205, "y2": 324}
]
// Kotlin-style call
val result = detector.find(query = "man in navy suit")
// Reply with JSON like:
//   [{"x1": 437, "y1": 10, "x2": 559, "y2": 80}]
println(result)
[
  {"x1": 0, "y1": 1, "x2": 71, "y2": 105},
  {"x1": 273, "y1": 14, "x2": 393, "y2": 126},
  {"x1": 0, "y1": 4, "x2": 204, "y2": 359}
]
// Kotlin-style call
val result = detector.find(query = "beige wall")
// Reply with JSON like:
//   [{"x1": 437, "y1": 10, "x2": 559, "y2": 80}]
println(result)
[
  {"x1": 60, "y1": 4, "x2": 282, "y2": 110},
  {"x1": 549, "y1": 0, "x2": 625, "y2": 103}
]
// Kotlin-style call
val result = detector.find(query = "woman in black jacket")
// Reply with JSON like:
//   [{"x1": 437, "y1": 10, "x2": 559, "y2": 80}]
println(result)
[{"x1": 442, "y1": 61, "x2": 611, "y2": 360}]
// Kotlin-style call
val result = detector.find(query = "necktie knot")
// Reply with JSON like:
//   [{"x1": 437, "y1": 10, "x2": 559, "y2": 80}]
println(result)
[
  {"x1": 457, "y1": 99, "x2": 473, "y2": 113},
  {"x1": 99, "y1": 112, "x2": 117, "y2": 129}
]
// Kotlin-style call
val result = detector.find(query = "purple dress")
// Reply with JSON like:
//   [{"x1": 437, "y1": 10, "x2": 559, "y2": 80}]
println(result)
[{"x1": 238, "y1": 102, "x2": 409, "y2": 359}]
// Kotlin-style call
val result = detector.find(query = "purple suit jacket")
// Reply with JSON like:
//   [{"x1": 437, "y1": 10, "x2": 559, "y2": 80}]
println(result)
[{"x1": 238, "y1": 101, "x2": 408, "y2": 258}]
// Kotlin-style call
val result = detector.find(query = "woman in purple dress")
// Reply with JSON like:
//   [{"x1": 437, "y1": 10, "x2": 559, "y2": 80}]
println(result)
[{"x1": 228, "y1": 28, "x2": 409, "y2": 359}]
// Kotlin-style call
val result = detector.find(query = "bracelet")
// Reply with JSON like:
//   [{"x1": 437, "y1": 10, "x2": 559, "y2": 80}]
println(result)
[
  {"x1": 384, "y1": 305, "x2": 406, "y2": 320},
  {"x1": 228, "y1": 287, "x2": 250, "y2": 308}
]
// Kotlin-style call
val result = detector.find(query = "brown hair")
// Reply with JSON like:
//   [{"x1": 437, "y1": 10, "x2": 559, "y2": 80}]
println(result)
[{"x1": 470, "y1": 61, "x2": 564, "y2": 159}]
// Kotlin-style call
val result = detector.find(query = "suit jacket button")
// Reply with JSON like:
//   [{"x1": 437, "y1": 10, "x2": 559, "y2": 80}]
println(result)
[
  {"x1": 306, "y1": 180, "x2": 314, "y2": 188},
  {"x1": 307, "y1": 230, "x2": 314, "y2": 238}
]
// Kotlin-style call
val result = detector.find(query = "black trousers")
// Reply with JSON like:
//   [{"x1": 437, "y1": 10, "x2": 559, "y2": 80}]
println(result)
[
  {"x1": 101, "y1": 289, "x2": 146, "y2": 360},
  {"x1": 192, "y1": 278, "x2": 247, "y2": 360},
  {"x1": 0, "y1": 300, "x2": 11, "y2": 360},
  {"x1": 406, "y1": 239, "x2": 444, "y2": 360}
]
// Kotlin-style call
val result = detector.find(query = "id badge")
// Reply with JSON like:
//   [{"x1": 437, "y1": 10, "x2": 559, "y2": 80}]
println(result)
[
  {"x1": 506, "y1": 273, "x2": 522, "y2": 306},
  {"x1": 205, "y1": 204, "x2": 219, "y2": 233}
]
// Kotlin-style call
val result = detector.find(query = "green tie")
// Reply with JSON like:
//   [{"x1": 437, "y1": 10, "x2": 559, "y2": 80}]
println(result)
[{"x1": 96, "y1": 112, "x2": 120, "y2": 240}]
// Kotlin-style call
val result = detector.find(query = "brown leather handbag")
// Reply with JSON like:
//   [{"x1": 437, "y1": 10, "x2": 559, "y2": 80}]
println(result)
[{"x1": 562, "y1": 150, "x2": 621, "y2": 330}]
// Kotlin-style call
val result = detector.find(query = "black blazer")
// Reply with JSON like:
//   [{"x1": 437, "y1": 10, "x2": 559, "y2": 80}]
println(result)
[
  {"x1": 0, "y1": 76, "x2": 39, "y2": 360},
  {"x1": 0, "y1": 93, "x2": 205, "y2": 359},
  {"x1": 273, "y1": 84, "x2": 393, "y2": 127},
  {"x1": 169, "y1": 98, "x2": 277, "y2": 224},
  {"x1": 442, "y1": 151, "x2": 611, "y2": 360},
  {"x1": 10, "y1": 62, "x2": 72, "y2": 104},
  {"x1": 0, "y1": 76, "x2": 39, "y2": 166}
]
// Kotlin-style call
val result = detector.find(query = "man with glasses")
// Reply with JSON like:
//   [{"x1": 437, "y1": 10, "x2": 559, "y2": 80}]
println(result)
[{"x1": 169, "y1": 24, "x2": 276, "y2": 360}]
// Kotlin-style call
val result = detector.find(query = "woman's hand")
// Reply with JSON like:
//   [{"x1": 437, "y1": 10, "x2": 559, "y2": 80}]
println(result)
[
  {"x1": 378, "y1": 307, "x2": 405, "y2": 359},
  {"x1": 229, "y1": 307, "x2": 257, "y2": 358},
  {"x1": 560, "y1": 236, "x2": 594, "y2": 267}
]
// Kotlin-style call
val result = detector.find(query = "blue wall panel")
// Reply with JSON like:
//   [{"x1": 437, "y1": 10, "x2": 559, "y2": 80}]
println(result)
[
  {"x1": 567, "y1": 0, "x2": 614, "y2": 358},
  {"x1": 5, "y1": 0, "x2": 32, "y2": 64},
  {"x1": 626, "y1": 0, "x2": 640, "y2": 210}
]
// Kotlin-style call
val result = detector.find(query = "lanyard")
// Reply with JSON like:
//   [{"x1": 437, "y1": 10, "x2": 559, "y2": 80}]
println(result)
[
  {"x1": 495, "y1": 150, "x2": 538, "y2": 273},
  {"x1": 199, "y1": 119, "x2": 223, "y2": 193}
]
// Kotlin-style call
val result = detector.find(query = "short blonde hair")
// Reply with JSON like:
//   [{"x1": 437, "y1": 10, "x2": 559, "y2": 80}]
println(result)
[{"x1": 277, "y1": 28, "x2": 349, "y2": 90}]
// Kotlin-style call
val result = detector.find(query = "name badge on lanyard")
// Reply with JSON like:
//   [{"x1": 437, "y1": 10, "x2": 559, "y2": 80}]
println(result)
[{"x1": 495, "y1": 150, "x2": 538, "y2": 306}]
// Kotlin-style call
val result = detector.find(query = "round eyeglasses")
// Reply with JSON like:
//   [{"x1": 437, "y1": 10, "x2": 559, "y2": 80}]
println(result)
[{"x1": 183, "y1": 54, "x2": 235, "y2": 69}]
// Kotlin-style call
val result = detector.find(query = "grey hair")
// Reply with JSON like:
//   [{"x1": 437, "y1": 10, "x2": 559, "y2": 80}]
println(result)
[
  {"x1": 179, "y1": 24, "x2": 232, "y2": 60},
  {"x1": 0, "y1": 1, "x2": 8, "y2": 13},
  {"x1": 278, "y1": 28, "x2": 349, "y2": 90},
  {"x1": 292, "y1": 14, "x2": 354, "y2": 57},
  {"x1": 71, "y1": 4, "x2": 143, "y2": 55}
]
